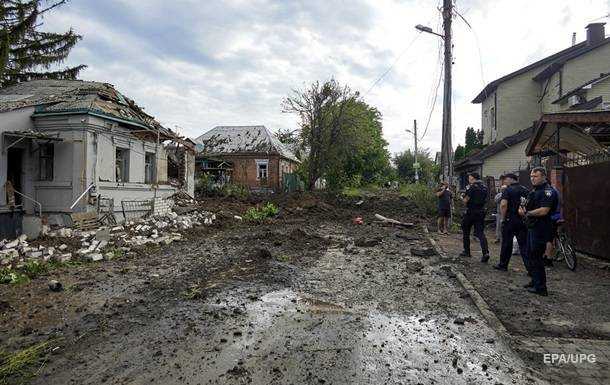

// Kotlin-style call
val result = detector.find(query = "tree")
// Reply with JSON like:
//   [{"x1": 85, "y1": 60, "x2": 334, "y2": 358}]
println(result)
[
  {"x1": 454, "y1": 127, "x2": 485, "y2": 161},
  {"x1": 274, "y1": 128, "x2": 302, "y2": 160},
  {"x1": 0, "y1": 0, "x2": 86, "y2": 87},
  {"x1": 282, "y1": 79, "x2": 390, "y2": 190},
  {"x1": 393, "y1": 149, "x2": 438, "y2": 184}
]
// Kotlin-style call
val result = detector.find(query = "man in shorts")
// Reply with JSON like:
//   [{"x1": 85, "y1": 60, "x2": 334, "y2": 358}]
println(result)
[{"x1": 435, "y1": 181, "x2": 452, "y2": 234}]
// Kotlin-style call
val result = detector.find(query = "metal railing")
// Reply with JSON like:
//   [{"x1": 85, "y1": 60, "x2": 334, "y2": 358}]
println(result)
[
  {"x1": 564, "y1": 150, "x2": 610, "y2": 168},
  {"x1": 13, "y1": 190, "x2": 42, "y2": 217},
  {"x1": 70, "y1": 183, "x2": 95, "y2": 210}
]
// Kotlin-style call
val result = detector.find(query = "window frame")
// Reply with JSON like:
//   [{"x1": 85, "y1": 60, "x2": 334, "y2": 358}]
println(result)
[
  {"x1": 144, "y1": 152, "x2": 156, "y2": 184},
  {"x1": 38, "y1": 143, "x2": 54, "y2": 181},
  {"x1": 115, "y1": 147, "x2": 130, "y2": 183},
  {"x1": 256, "y1": 159, "x2": 269, "y2": 181}
]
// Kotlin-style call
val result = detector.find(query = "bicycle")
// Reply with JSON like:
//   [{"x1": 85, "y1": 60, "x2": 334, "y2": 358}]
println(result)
[{"x1": 552, "y1": 219, "x2": 577, "y2": 271}]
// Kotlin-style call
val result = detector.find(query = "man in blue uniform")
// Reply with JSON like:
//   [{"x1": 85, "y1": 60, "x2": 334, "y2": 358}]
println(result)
[
  {"x1": 519, "y1": 167, "x2": 558, "y2": 296},
  {"x1": 494, "y1": 173, "x2": 529, "y2": 271},
  {"x1": 460, "y1": 172, "x2": 490, "y2": 262}
]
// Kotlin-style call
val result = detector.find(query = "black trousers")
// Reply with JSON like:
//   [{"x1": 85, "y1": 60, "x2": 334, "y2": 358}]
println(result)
[
  {"x1": 461, "y1": 210, "x2": 489, "y2": 255},
  {"x1": 499, "y1": 219, "x2": 528, "y2": 269},
  {"x1": 527, "y1": 232, "x2": 547, "y2": 291}
]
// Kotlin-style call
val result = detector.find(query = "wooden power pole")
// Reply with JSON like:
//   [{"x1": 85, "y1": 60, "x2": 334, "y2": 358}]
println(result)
[
  {"x1": 413, "y1": 119, "x2": 419, "y2": 182},
  {"x1": 441, "y1": 0, "x2": 453, "y2": 184}
]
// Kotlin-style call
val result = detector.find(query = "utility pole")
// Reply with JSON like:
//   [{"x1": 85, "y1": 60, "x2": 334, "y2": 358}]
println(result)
[
  {"x1": 441, "y1": 0, "x2": 453, "y2": 185},
  {"x1": 413, "y1": 119, "x2": 419, "y2": 182}
]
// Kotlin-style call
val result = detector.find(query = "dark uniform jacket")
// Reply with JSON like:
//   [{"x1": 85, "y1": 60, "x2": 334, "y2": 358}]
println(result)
[
  {"x1": 465, "y1": 181, "x2": 488, "y2": 213},
  {"x1": 525, "y1": 182, "x2": 559, "y2": 242},
  {"x1": 501, "y1": 182, "x2": 529, "y2": 222}
]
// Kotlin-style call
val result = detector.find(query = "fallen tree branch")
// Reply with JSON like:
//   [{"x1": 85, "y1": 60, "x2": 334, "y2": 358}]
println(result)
[{"x1": 374, "y1": 214, "x2": 414, "y2": 228}]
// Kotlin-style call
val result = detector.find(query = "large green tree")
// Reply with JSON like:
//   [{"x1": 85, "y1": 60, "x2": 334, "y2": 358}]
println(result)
[
  {"x1": 454, "y1": 127, "x2": 485, "y2": 161},
  {"x1": 282, "y1": 79, "x2": 390, "y2": 190},
  {"x1": 393, "y1": 149, "x2": 438, "y2": 184},
  {"x1": 0, "y1": 0, "x2": 85, "y2": 87}
]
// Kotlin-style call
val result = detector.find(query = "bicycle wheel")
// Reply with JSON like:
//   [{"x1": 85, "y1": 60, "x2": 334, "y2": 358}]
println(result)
[{"x1": 558, "y1": 233, "x2": 577, "y2": 271}]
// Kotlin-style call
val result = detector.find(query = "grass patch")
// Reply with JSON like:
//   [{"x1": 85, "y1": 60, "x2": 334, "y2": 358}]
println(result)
[
  {"x1": 399, "y1": 183, "x2": 436, "y2": 216},
  {"x1": 0, "y1": 269, "x2": 29, "y2": 285},
  {"x1": 21, "y1": 261, "x2": 48, "y2": 279},
  {"x1": 244, "y1": 202, "x2": 279, "y2": 222},
  {"x1": 0, "y1": 340, "x2": 52, "y2": 384},
  {"x1": 341, "y1": 185, "x2": 381, "y2": 198},
  {"x1": 275, "y1": 255, "x2": 291, "y2": 263},
  {"x1": 182, "y1": 286, "x2": 203, "y2": 300},
  {"x1": 105, "y1": 247, "x2": 124, "y2": 260}
]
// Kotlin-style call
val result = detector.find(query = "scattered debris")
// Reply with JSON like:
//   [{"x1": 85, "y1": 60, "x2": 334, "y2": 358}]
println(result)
[
  {"x1": 354, "y1": 237, "x2": 382, "y2": 247},
  {"x1": 374, "y1": 214, "x2": 414, "y2": 228},
  {"x1": 48, "y1": 280, "x2": 63, "y2": 292},
  {"x1": 410, "y1": 247, "x2": 437, "y2": 257},
  {"x1": 352, "y1": 217, "x2": 364, "y2": 225}
]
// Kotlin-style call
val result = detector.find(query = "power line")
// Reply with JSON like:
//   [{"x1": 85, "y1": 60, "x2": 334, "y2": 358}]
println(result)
[
  {"x1": 454, "y1": 7, "x2": 486, "y2": 86},
  {"x1": 364, "y1": 31, "x2": 423, "y2": 96},
  {"x1": 419, "y1": 55, "x2": 443, "y2": 142}
]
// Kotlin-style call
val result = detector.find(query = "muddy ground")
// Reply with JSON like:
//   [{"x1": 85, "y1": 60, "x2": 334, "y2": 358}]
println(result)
[{"x1": 1, "y1": 193, "x2": 545, "y2": 384}]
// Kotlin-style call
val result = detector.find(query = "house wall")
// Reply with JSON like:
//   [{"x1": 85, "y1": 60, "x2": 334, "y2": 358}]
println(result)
[
  {"x1": 481, "y1": 141, "x2": 530, "y2": 180},
  {"x1": 539, "y1": 44, "x2": 610, "y2": 112},
  {"x1": 481, "y1": 92, "x2": 496, "y2": 145},
  {"x1": 212, "y1": 154, "x2": 299, "y2": 192},
  {"x1": 0, "y1": 107, "x2": 36, "y2": 208},
  {"x1": 494, "y1": 69, "x2": 544, "y2": 141}
]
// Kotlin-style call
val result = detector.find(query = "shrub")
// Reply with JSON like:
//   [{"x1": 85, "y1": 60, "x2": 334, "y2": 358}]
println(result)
[
  {"x1": 244, "y1": 202, "x2": 279, "y2": 222},
  {"x1": 399, "y1": 183, "x2": 437, "y2": 216}
]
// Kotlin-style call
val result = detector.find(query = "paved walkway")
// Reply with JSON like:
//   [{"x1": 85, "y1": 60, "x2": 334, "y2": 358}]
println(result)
[{"x1": 433, "y1": 229, "x2": 610, "y2": 385}]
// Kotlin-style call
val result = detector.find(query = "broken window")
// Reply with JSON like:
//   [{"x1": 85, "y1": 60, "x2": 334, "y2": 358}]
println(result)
[
  {"x1": 256, "y1": 160, "x2": 268, "y2": 180},
  {"x1": 39, "y1": 143, "x2": 54, "y2": 181},
  {"x1": 145, "y1": 152, "x2": 156, "y2": 184},
  {"x1": 116, "y1": 148, "x2": 129, "y2": 183}
]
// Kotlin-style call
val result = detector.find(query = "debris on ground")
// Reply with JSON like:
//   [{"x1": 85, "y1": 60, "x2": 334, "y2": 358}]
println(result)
[
  {"x1": 374, "y1": 214, "x2": 414, "y2": 228},
  {"x1": 410, "y1": 247, "x2": 437, "y2": 257}
]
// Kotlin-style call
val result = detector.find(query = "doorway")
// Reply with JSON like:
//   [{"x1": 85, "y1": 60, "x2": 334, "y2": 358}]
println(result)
[{"x1": 7, "y1": 148, "x2": 23, "y2": 205}]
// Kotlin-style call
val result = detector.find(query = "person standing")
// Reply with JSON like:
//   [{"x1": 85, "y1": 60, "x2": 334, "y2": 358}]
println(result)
[
  {"x1": 494, "y1": 173, "x2": 529, "y2": 271},
  {"x1": 519, "y1": 167, "x2": 558, "y2": 296},
  {"x1": 460, "y1": 173, "x2": 490, "y2": 262},
  {"x1": 493, "y1": 176, "x2": 507, "y2": 243},
  {"x1": 435, "y1": 182, "x2": 452, "y2": 234}
]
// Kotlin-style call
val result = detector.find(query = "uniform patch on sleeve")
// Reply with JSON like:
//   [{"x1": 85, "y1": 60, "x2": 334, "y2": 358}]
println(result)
[{"x1": 545, "y1": 189, "x2": 552, "y2": 197}]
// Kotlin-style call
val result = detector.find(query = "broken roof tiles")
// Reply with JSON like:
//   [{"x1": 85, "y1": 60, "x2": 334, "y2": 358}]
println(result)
[
  {"x1": 195, "y1": 125, "x2": 299, "y2": 162},
  {"x1": 0, "y1": 79, "x2": 174, "y2": 137}
]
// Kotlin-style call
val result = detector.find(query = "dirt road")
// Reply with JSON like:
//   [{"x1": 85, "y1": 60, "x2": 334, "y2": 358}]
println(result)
[{"x1": 1, "y1": 195, "x2": 544, "y2": 384}]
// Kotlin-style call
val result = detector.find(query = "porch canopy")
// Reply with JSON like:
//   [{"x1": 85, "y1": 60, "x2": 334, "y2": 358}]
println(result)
[
  {"x1": 526, "y1": 111, "x2": 609, "y2": 156},
  {"x1": 2, "y1": 130, "x2": 63, "y2": 153}
]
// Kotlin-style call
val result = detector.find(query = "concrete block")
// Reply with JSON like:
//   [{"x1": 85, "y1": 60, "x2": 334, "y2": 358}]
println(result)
[
  {"x1": 58, "y1": 244, "x2": 68, "y2": 251},
  {"x1": 22, "y1": 217, "x2": 42, "y2": 240},
  {"x1": 84, "y1": 253, "x2": 103, "y2": 262}
]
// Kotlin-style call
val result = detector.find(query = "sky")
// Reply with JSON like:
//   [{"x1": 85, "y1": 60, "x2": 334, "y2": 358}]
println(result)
[{"x1": 41, "y1": 0, "x2": 610, "y2": 156}]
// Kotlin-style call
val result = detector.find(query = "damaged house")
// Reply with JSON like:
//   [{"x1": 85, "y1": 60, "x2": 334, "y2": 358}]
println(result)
[
  {"x1": 0, "y1": 79, "x2": 194, "y2": 238},
  {"x1": 195, "y1": 125, "x2": 299, "y2": 192}
]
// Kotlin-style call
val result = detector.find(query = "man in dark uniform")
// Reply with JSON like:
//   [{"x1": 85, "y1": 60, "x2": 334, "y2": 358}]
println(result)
[
  {"x1": 519, "y1": 167, "x2": 558, "y2": 296},
  {"x1": 460, "y1": 172, "x2": 490, "y2": 261},
  {"x1": 494, "y1": 173, "x2": 529, "y2": 271}
]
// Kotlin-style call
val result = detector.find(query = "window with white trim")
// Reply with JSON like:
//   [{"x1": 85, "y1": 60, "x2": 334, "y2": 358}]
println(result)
[{"x1": 256, "y1": 160, "x2": 268, "y2": 180}]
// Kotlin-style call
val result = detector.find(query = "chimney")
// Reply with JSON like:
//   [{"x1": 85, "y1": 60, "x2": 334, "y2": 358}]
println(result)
[
  {"x1": 585, "y1": 23, "x2": 606, "y2": 45},
  {"x1": 572, "y1": 32, "x2": 576, "y2": 46}
]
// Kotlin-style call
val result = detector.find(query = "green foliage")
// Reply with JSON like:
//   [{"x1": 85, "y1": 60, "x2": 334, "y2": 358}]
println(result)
[
  {"x1": 393, "y1": 149, "x2": 439, "y2": 184},
  {"x1": 399, "y1": 183, "x2": 437, "y2": 216},
  {"x1": 0, "y1": 340, "x2": 51, "y2": 384},
  {"x1": 455, "y1": 127, "x2": 485, "y2": 162},
  {"x1": 0, "y1": 1, "x2": 86, "y2": 87},
  {"x1": 283, "y1": 79, "x2": 391, "y2": 190},
  {"x1": 274, "y1": 128, "x2": 302, "y2": 160},
  {"x1": 22, "y1": 260, "x2": 48, "y2": 279},
  {"x1": 182, "y1": 286, "x2": 203, "y2": 300},
  {"x1": 0, "y1": 269, "x2": 28, "y2": 285},
  {"x1": 244, "y1": 202, "x2": 279, "y2": 222},
  {"x1": 195, "y1": 177, "x2": 249, "y2": 200}
]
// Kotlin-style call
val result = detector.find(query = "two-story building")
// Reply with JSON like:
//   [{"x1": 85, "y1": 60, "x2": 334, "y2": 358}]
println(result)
[{"x1": 455, "y1": 23, "x2": 610, "y2": 187}]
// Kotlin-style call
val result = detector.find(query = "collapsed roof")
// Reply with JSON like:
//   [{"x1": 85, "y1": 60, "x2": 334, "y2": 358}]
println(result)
[
  {"x1": 0, "y1": 79, "x2": 177, "y2": 139},
  {"x1": 195, "y1": 125, "x2": 299, "y2": 162}
]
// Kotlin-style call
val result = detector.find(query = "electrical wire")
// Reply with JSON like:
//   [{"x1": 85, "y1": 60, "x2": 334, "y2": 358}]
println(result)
[{"x1": 364, "y1": 31, "x2": 423, "y2": 96}]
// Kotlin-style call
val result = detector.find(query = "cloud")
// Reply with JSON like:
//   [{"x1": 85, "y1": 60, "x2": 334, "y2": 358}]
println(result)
[{"x1": 39, "y1": 0, "x2": 610, "y2": 155}]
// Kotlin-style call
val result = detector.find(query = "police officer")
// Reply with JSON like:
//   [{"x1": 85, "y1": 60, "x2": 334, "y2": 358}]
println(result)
[
  {"x1": 460, "y1": 172, "x2": 490, "y2": 261},
  {"x1": 519, "y1": 167, "x2": 558, "y2": 296},
  {"x1": 494, "y1": 173, "x2": 529, "y2": 271}
]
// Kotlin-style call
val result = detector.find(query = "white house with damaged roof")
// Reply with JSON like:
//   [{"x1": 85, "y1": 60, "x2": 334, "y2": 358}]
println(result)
[
  {"x1": 455, "y1": 23, "x2": 610, "y2": 188},
  {"x1": 0, "y1": 79, "x2": 194, "y2": 238}
]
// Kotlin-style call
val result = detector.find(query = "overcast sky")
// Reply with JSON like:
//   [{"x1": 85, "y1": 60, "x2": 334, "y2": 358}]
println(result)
[{"x1": 42, "y1": 0, "x2": 609, "y2": 156}]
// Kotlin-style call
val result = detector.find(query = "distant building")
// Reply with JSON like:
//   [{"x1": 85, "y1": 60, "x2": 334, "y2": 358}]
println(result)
[
  {"x1": 456, "y1": 23, "x2": 610, "y2": 188},
  {"x1": 0, "y1": 79, "x2": 193, "y2": 237},
  {"x1": 194, "y1": 125, "x2": 299, "y2": 192}
]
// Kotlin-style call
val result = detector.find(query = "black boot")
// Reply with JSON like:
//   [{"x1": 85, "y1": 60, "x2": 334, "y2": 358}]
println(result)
[
  {"x1": 493, "y1": 264, "x2": 507, "y2": 271},
  {"x1": 481, "y1": 254, "x2": 490, "y2": 263},
  {"x1": 523, "y1": 281, "x2": 534, "y2": 288}
]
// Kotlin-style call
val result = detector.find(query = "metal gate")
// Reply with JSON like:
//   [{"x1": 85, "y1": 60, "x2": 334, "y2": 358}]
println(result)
[{"x1": 564, "y1": 161, "x2": 610, "y2": 259}]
